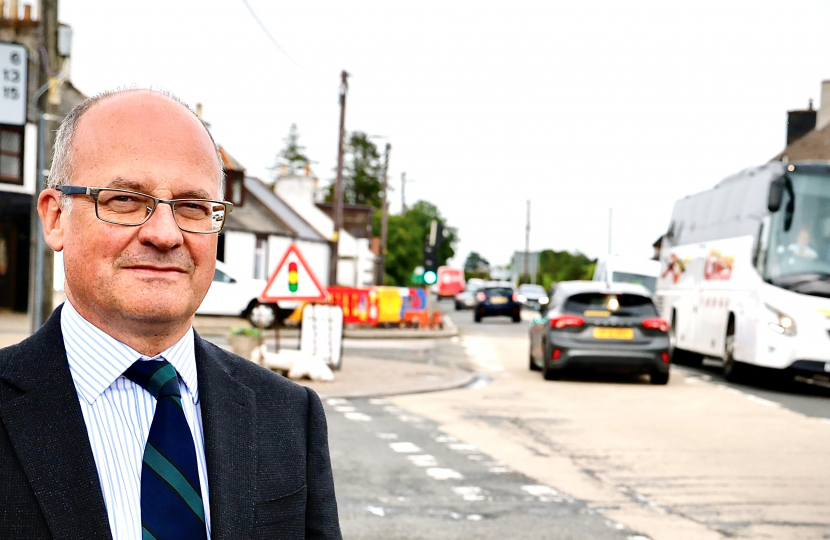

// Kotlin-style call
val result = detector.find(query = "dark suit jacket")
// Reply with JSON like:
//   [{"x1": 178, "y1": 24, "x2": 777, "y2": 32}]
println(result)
[{"x1": 0, "y1": 305, "x2": 342, "y2": 540}]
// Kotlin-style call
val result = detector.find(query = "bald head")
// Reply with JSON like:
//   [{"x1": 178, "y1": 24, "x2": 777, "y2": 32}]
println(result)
[{"x1": 50, "y1": 89, "x2": 224, "y2": 200}]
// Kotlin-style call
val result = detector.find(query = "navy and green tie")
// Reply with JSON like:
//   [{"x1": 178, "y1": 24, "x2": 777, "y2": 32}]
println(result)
[{"x1": 124, "y1": 359, "x2": 207, "y2": 540}]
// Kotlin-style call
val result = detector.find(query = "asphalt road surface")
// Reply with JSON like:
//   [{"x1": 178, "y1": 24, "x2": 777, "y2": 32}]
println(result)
[{"x1": 326, "y1": 300, "x2": 830, "y2": 540}]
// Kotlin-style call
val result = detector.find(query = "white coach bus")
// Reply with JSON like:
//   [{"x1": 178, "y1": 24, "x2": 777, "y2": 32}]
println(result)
[{"x1": 656, "y1": 161, "x2": 830, "y2": 381}]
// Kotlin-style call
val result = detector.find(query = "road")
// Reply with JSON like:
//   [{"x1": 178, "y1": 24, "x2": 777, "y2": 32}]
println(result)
[{"x1": 325, "y1": 300, "x2": 830, "y2": 540}]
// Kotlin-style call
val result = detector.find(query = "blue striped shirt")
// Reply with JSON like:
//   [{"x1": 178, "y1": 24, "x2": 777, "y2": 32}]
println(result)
[{"x1": 61, "y1": 301, "x2": 211, "y2": 540}]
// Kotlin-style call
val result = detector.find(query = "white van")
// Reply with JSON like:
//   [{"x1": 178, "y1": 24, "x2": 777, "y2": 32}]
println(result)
[
  {"x1": 656, "y1": 161, "x2": 830, "y2": 381},
  {"x1": 593, "y1": 255, "x2": 661, "y2": 293}
]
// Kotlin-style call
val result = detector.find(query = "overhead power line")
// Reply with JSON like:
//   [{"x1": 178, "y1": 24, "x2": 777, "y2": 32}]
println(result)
[{"x1": 239, "y1": 0, "x2": 304, "y2": 70}]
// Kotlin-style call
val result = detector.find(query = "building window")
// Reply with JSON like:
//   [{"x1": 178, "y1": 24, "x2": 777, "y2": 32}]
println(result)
[
  {"x1": 0, "y1": 125, "x2": 23, "y2": 185},
  {"x1": 254, "y1": 235, "x2": 268, "y2": 279}
]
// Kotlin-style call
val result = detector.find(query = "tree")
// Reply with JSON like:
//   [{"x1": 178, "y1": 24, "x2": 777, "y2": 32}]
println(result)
[
  {"x1": 326, "y1": 131, "x2": 383, "y2": 208},
  {"x1": 534, "y1": 250, "x2": 595, "y2": 289},
  {"x1": 372, "y1": 201, "x2": 458, "y2": 286},
  {"x1": 464, "y1": 251, "x2": 489, "y2": 272},
  {"x1": 269, "y1": 124, "x2": 310, "y2": 179}
]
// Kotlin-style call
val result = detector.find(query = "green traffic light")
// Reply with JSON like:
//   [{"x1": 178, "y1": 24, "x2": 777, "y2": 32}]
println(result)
[{"x1": 424, "y1": 270, "x2": 437, "y2": 284}]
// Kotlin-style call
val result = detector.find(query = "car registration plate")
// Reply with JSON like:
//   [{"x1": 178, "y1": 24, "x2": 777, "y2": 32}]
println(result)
[
  {"x1": 593, "y1": 328, "x2": 634, "y2": 340},
  {"x1": 490, "y1": 297, "x2": 507, "y2": 304}
]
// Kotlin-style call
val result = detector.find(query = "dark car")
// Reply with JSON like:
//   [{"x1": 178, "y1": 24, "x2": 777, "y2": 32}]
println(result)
[
  {"x1": 475, "y1": 284, "x2": 521, "y2": 323},
  {"x1": 529, "y1": 281, "x2": 670, "y2": 384}
]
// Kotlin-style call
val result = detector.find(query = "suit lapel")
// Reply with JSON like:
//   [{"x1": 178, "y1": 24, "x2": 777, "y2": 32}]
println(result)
[
  {"x1": 0, "y1": 307, "x2": 112, "y2": 540},
  {"x1": 194, "y1": 334, "x2": 256, "y2": 540}
]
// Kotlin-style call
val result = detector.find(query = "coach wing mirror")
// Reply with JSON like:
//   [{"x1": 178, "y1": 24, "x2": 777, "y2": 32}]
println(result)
[
  {"x1": 768, "y1": 174, "x2": 795, "y2": 230},
  {"x1": 768, "y1": 177, "x2": 785, "y2": 212}
]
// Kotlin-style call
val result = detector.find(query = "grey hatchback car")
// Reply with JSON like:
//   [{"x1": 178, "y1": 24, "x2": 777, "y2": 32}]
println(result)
[{"x1": 529, "y1": 281, "x2": 670, "y2": 384}]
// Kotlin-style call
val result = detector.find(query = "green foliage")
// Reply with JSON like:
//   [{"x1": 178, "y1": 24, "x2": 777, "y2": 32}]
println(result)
[
  {"x1": 373, "y1": 201, "x2": 458, "y2": 286},
  {"x1": 464, "y1": 270, "x2": 490, "y2": 281},
  {"x1": 230, "y1": 326, "x2": 261, "y2": 337},
  {"x1": 326, "y1": 131, "x2": 384, "y2": 208},
  {"x1": 464, "y1": 251, "x2": 489, "y2": 273},
  {"x1": 518, "y1": 273, "x2": 532, "y2": 285},
  {"x1": 270, "y1": 124, "x2": 309, "y2": 177},
  {"x1": 535, "y1": 250, "x2": 595, "y2": 290}
]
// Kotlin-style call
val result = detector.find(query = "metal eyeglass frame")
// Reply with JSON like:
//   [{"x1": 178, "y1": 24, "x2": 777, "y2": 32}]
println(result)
[{"x1": 56, "y1": 185, "x2": 234, "y2": 234}]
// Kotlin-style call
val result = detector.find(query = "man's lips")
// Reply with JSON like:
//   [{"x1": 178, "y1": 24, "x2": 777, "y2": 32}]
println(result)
[{"x1": 125, "y1": 265, "x2": 188, "y2": 274}]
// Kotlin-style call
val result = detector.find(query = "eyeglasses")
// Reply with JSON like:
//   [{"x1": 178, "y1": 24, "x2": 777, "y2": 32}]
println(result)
[{"x1": 56, "y1": 186, "x2": 233, "y2": 234}]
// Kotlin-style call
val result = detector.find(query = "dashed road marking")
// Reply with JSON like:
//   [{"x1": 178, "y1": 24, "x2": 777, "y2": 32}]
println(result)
[
  {"x1": 389, "y1": 442, "x2": 421, "y2": 453},
  {"x1": 426, "y1": 467, "x2": 464, "y2": 480},
  {"x1": 368, "y1": 398, "x2": 389, "y2": 405},
  {"x1": 377, "y1": 432, "x2": 398, "y2": 440},
  {"x1": 435, "y1": 435, "x2": 458, "y2": 443},
  {"x1": 366, "y1": 505, "x2": 385, "y2": 517},
  {"x1": 449, "y1": 443, "x2": 478, "y2": 452},
  {"x1": 334, "y1": 406, "x2": 356, "y2": 412},
  {"x1": 326, "y1": 398, "x2": 350, "y2": 406},
  {"x1": 408, "y1": 454, "x2": 438, "y2": 467},
  {"x1": 452, "y1": 486, "x2": 486, "y2": 501},
  {"x1": 344, "y1": 412, "x2": 372, "y2": 421}
]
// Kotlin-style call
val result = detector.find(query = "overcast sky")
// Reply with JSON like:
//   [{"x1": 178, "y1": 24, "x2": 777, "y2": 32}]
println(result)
[{"x1": 60, "y1": 0, "x2": 830, "y2": 267}]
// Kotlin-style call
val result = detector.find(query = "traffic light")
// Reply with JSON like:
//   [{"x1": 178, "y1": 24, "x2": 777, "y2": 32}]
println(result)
[{"x1": 423, "y1": 244, "x2": 438, "y2": 285}]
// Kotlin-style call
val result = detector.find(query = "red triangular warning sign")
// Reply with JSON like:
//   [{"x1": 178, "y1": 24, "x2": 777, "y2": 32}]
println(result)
[{"x1": 259, "y1": 244, "x2": 328, "y2": 303}]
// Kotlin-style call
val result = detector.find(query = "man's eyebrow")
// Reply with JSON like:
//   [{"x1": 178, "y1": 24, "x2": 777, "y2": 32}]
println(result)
[{"x1": 104, "y1": 178, "x2": 215, "y2": 200}]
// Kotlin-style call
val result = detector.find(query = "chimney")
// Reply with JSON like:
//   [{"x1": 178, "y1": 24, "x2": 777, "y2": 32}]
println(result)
[
  {"x1": 787, "y1": 99, "x2": 816, "y2": 145},
  {"x1": 818, "y1": 80, "x2": 830, "y2": 131}
]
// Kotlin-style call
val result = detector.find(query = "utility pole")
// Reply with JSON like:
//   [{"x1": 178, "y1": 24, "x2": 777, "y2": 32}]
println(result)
[
  {"x1": 608, "y1": 207, "x2": 613, "y2": 255},
  {"x1": 400, "y1": 171, "x2": 407, "y2": 212},
  {"x1": 377, "y1": 142, "x2": 390, "y2": 285},
  {"x1": 329, "y1": 70, "x2": 349, "y2": 286},
  {"x1": 29, "y1": 0, "x2": 61, "y2": 332},
  {"x1": 524, "y1": 199, "x2": 530, "y2": 284}
]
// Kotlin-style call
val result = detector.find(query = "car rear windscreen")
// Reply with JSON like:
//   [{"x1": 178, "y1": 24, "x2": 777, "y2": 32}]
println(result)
[
  {"x1": 563, "y1": 293, "x2": 657, "y2": 317},
  {"x1": 484, "y1": 288, "x2": 513, "y2": 297}
]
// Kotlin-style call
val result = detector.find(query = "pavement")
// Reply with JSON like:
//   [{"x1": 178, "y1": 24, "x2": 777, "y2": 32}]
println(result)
[{"x1": 0, "y1": 309, "x2": 472, "y2": 399}]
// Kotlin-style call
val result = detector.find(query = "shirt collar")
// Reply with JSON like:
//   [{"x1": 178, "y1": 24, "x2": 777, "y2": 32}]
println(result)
[{"x1": 61, "y1": 300, "x2": 199, "y2": 405}]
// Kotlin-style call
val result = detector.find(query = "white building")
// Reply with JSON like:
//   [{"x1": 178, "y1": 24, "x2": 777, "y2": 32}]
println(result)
[{"x1": 274, "y1": 170, "x2": 376, "y2": 287}]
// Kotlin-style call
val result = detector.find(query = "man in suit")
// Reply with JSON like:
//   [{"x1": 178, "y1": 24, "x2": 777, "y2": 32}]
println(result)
[{"x1": 0, "y1": 89, "x2": 342, "y2": 539}]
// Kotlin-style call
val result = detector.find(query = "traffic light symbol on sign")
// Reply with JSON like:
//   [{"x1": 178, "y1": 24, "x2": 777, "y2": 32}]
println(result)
[{"x1": 288, "y1": 262, "x2": 298, "y2": 292}]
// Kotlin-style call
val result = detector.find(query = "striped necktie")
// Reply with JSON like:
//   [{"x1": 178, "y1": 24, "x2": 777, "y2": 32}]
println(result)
[{"x1": 123, "y1": 359, "x2": 207, "y2": 540}]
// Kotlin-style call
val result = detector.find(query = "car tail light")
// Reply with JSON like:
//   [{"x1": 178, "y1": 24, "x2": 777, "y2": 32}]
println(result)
[
  {"x1": 552, "y1": 348, "x2": 561, "y2": 360},
  {"x1": 512, "y1": 293, "x2": 518, "y2": 302},
  {"x1": 476, "y1": 292, "x2": 486, "y2": 302},
  {"x1": 661, "y1": 351, "x2": 670, "y2": 364},
  {"x1": 642, "y1": 318, "x2": 670, "y2": 333},
  {"x1": 550, "y1": 315, "x2": 584, "y2": 329}
]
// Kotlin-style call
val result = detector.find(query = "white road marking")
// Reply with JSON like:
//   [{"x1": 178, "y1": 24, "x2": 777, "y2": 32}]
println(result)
[
  {"x1": 426, "y1": 467, "x2": 464, "y2": 480},
  {"x1": 383, "y1": 405, "x2": 401, "y2": 413},
  {"x1": 368, "y1": 398, "x2": 389, "y2": 405},
  {"x1": 326, "y1": 398, "x2": 350, "y2": 406},
  {"x1": 435, "y1": 435, "x2": 458, "y2": 443},
  {"x1": 467, "y1": 514, "x2": 483, "y2": 521},
  {"x1": 389, "y1": 442, "x2": 421, "y2": 453},
  {"x1": 627, "y1": 536, "x2": 651, "y2": 540},
  {"x1": 522, "y1": 485, "x2": 559, "y2": 497},
  {"x1": 452, "y1": 486, "x2": 485, "y2": 501},
  {"x1": 408, "y1": 454, "x2": 438, "y2": 467},
  {"x1": 397, "y1": 415, "x2": 424, "y2": 423},
  {"x1": 489, "y1": 466, "x2": 510, "y2": 474},
  {"x1": 366, "y1": 505, "x2": 385, "y2": 517},
  {"x1": 334, "y1": 406, "x2": 356, "y2": 412},
  {"x1": 467, "y1": 455, "x2": 484, "y2": 461},
  {"x1": 377, "y1": 432, "x2": 398, "y2": 440},
  {"x1": 449, "y1": 443, "x2": 478, "y2": 452},
  {"x1": 344, "y1": 412, "x2": 372, "y2": 421}
]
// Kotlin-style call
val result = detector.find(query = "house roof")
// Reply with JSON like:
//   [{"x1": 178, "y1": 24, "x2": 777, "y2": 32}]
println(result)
[
  {"x1": 243, "y1": 177, "x2": 327, "y2": 243},
  {"x1": 773, "y1": 122, "x2": 830, "y2": 162},
  {"x1": 218, "y1": 146, "x2": 245, "y2": 172},
  {"x1": 223, "y1": 189, "x2": 293, "y2": 236}
]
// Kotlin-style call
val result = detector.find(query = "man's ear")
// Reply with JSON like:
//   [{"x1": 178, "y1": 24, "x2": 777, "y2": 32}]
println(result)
[{"x1": 38, "y1": 189, "x2": 65, "y2": 252}]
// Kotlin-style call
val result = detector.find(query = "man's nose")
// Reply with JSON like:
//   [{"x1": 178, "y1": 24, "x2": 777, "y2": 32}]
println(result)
[{"x1": 137, "y1": 202, "x2": 184, "y2": 249}]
